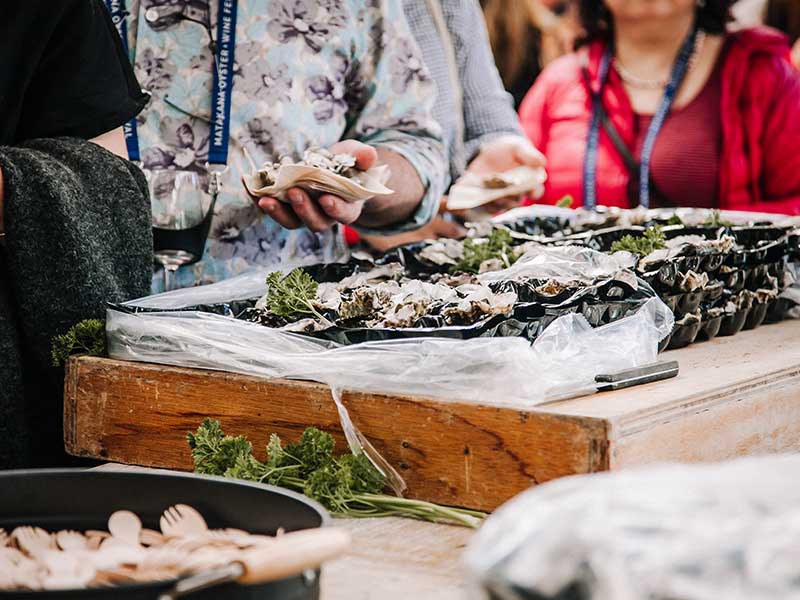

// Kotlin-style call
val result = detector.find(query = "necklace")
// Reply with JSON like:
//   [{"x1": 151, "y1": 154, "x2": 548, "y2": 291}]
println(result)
[{"x1": 614, "y1": 30, "x2": 706, "y2": 89}]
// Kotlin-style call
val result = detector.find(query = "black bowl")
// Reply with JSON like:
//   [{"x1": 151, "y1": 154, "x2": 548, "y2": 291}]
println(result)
[{"x1": 0, "y1": 469, "x2": 328, "y2": 600}]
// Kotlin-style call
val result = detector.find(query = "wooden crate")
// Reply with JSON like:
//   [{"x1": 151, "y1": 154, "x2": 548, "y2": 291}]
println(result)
[{"x1": 65, "y1": 320, "x2": 800, "y2": 511}]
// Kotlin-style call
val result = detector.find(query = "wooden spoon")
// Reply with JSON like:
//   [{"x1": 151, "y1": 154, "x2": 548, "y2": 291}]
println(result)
[
  {"x1": 140, "y1": 528, "x2": 167, "y2": 547},
  {"x1": 235, "y1": 528, "x2": 352, "y2": 584},
  {"x1": 0, "y1": 528, "x2": 9, "y2": 547},
  {"x1": 138, "y1": 546, "x2": 189, "y2": 571},
  {"x1": 12, "y1": 526, "x2": 54, "y2": 558},
  {"x1": 0, "y1": 547, "x2": 26, "y2": 565},
  {"x1": 85, "y1": 530, "x2": 110, "y2": 540},
  {"x1": 55, "y1": 530, "x2": 88, "y2": 552},
  {"x1": 108, "y1": 510, "x2": 142, "y2": 546},
  {"x1": 85, "y1": 530, "x2": 110, "y2": 551}
]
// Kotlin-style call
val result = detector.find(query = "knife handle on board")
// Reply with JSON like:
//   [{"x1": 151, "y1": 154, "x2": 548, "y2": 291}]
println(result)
[{"x1": 595, "y1": 360, "x2": 679, "y2": 391}]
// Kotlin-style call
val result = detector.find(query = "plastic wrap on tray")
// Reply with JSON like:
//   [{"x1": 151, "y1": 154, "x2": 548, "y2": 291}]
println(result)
[
  {"x1": 106, "y1": 297, "x2": 673, "y2": 407},
  {"x1": 464, "y1": 454, "x2": 800, "y2": 600}
]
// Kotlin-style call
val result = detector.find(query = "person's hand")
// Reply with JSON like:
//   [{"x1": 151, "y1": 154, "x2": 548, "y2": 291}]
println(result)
[
  {"x1": 467, "y1": 135, "x2": 545, "y2": 177},
  {"x1": 362, "y1": 216, "x2": 467, "y2": 253},
  {"x1": 255, "y1": 140, "x2": 378, "y2": 232},
  {"x1": 464, "y1": 135, "x2": 546, "y2": 214},
  {"x1": 792, "y1": 39, "x2": 800, "y2": 71}
]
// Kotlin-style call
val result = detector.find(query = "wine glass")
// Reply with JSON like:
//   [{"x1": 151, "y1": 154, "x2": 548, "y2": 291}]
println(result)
[{"x1": 149, "y1": 170, "x2": 210, "y2": 292}]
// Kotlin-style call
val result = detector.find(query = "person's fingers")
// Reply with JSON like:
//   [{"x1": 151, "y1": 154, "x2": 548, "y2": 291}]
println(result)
[
  {"x1": 484, "y1": 196, "x2": 521, "y2": 214},
  {"x1": 512, "y1": 140, "x2": 547, "y2": 168},
  {"x1": 432, "y1": 218, "x2": 467, "y2": 239},
  {"x1": 287, "y1": 188, "x2": 336, "y2": 232},
  {"x1": 329, "y1": 140, "x2": 378, "y2": 170},
  {"x1": 258, "y1": 196, "x2": 303, "y2": 229},
  {"x1": 318, "y1": 194, "x2": 365, "y2": 225}
]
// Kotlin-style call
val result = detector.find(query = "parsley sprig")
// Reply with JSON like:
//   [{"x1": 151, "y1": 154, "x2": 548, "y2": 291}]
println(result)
[
  {"x1": 265, "y1": 269, "x2": 324, "y2": 321},
  {"x1": 452, "y1": 227, "x2": 517, "y2": 274},
  {"x1": 610, "y1": 226, "x2": 667, "y2": 257},
  {"x1": 188, "y1": 419, "x2": 484, "y2": 527},
  {"x1": 51, "y1": 319, "x2": 106, "y2": 367},
  {"x1": 704, "y1": 209, "x2": 733, "y2": 228}
]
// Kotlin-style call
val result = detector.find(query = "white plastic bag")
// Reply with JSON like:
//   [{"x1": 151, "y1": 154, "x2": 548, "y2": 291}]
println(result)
[{"x1": 464, "y1": 454, "x2": 800, "y2": 600}]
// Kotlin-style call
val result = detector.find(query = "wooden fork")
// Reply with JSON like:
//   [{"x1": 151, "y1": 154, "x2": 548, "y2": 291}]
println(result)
[
  {"x1": 159, "y1": 504, "x2": 208, "y2": 537},
  {"x1": 12, "y1": 526, "x2": 54, "y2": 558},
  {"x1": 55, "y1": 530, "x2": 88, "y2": 552}
]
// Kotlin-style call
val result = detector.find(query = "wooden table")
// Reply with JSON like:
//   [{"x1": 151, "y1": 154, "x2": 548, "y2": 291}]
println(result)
[
  {"x1": 66, "y1": 320, "x2": 800, "y2": 511},
  {"x1": 92, "y1": 464, "x2": 473, "y2": 599}
]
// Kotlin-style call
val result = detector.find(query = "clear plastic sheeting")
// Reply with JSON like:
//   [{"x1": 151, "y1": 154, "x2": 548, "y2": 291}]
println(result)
[
  {"x1": 106, "y1": 297, "x2": 672, "y2": 408},
  {"x1": 464, "y1": 454, "x2": 800, "y2": 600},
  {"x1": 478, "y1": 245, "x2": 637, "y2": 285},
  {"x1": 124, "y1": 259, "x2": 323, "y2": 310}
]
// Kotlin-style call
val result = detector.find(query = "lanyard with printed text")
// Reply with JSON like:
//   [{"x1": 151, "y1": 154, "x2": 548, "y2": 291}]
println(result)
[
  {"x1": 104, "y1": 0, "x2": 238, "y2": 194},
  {"x1": 582, "y1": 27, "x2": 699, "y2": 209},
  {"x1": 207, "y1": 0, "x2": 238, "y2": 194}
]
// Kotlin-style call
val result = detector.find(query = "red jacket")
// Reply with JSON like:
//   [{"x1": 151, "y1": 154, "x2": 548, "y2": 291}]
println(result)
[{"x1": 519, "y1": 27, "x2": 800, "y2": 214}]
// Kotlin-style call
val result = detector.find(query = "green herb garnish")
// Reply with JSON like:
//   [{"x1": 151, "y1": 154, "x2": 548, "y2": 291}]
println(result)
[
  {"x1": 704, "y1": 209, "x2": 733, "y2": 228},
  {"x1": 265, "y1": 269, "x2": 322, "y2": 321},
  {"x1": 666, "y1": 214, "x2": 684, "y2": 226},
  {"x1": 51, "y1": 319, "x2": 106, "y2": 367},
  {"x1": 188, "y1": 419, "x2": 484, "y2": 528},
  {"x1": 555, "y1": 195, "x2": 574, "y2": 208},
  {"x1": 452, "y1": 227, "x2": 517, "y2": 274},
  {"x1": 610, "y1": 226, "x2": 667, "y2": 257}
]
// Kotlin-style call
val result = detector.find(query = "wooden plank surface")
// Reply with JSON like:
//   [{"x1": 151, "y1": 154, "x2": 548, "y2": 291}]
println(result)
[
  {"x1": 66, "y1": 320, "x2": 800, "y2": 511},
  {"x1": 65, "y1": 357, "x2": 608, "y2": 511},
  {"x1": 92, "y1": 464, "x2": 473, "y2": 600},
  {"x1": 543, "y1": 319, "x2": 800, "y2": 421},
  {"x1": 323, "y1": 518, "x2": 472, "y2": 600},
  {"x1": 537, "y1": 320, "x2": 800, "y2": 468}
]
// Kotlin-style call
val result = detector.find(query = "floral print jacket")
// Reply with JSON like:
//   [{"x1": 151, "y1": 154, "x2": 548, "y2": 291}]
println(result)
[{"x1": 123, "y1": 0, "x2": 446, "y2": 291}]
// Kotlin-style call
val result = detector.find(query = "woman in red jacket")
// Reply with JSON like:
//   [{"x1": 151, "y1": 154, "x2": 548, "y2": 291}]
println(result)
[{"x1": 519, "y1": 0, "x2": 800, "y2": 214}]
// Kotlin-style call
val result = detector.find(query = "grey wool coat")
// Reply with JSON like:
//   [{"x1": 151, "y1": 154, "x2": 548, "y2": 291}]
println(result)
[{"x1": 0, "y1": 138, "x2": 152, "y2": 468}]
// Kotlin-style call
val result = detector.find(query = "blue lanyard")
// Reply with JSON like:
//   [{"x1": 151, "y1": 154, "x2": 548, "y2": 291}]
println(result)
[
  {"x1": 208, "y1": 0, "x2": 238, "y2": 168},
  {"x1": 582, "y1": 27, "x2": 698, "y2": 209},
  {"x1": 104, "y1": 1, "x2": 238, "y2": 175},
  {"x1": 104, "y1": 0, "x2": 141, "y2": 162}
]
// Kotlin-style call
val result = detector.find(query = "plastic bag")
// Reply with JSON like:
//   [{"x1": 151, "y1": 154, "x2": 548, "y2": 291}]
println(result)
[{"x1": 464, "y1": 454, "x2": 800, "y2": 600}]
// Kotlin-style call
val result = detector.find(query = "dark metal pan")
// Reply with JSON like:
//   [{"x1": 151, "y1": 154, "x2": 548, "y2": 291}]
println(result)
[{"x1": 0, "y1": 469, "x2": 329, "y2": 599}]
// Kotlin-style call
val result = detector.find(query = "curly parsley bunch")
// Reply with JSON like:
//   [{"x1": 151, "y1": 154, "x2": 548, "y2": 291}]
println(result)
[{"x1": 188, "y1": 419, "x2": 483, "y2": 528}]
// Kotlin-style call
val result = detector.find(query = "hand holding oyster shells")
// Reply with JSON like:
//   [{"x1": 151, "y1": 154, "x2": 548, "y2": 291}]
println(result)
[
  {"x1": 243, "y1": 146, "x2": 393, "y2": 204},
  {"x1": 447, "y1": 166, "x2": 547, "y2": 211}
]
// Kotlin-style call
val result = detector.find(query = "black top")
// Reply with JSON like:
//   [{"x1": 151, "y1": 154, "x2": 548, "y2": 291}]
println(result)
[
  {"x1": 508, "y1": 26, "x2": 543, "y2": 110},
  {"x1": 0, "y1": 0, "x2": 148, "y2": 145}
]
